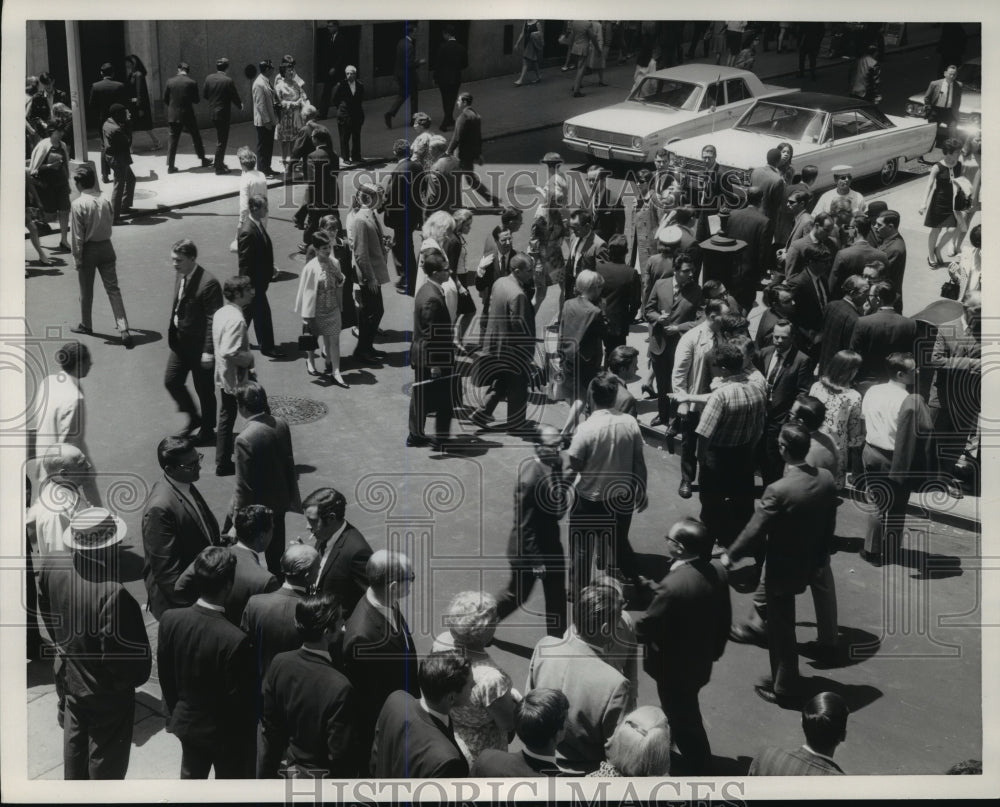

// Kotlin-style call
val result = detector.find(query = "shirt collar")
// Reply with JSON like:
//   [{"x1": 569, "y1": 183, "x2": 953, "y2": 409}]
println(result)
[
  {"x1": 322, "y1": 522, "x2": 348, "y2": 553},
  {"x1": 195, "y1": 598, "x2": 225, "y2": 612},
  {"x1": 282, "y1": 580, "x2": 308, "y2": 593},
  {"x1": 670, "y1": 557, "x2": 692, "y2": 571},
  {"x1": 802, "y1": 744, "x2": 838, "y2": 764},
  {"x1": 523, "y1": 748, "x2": 558, "y2": 766},
  {"x1": 420, "y1": 696, "x2": 449, "y2": 727},
  {"x1": 301, "y1": 645, "x2": 333, "y2": 663}
]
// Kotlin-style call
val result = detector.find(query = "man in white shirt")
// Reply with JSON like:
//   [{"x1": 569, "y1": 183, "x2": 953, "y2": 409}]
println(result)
[
  {"x1": 212, "y1": 276, "x2": 255, "y2": 476},
  {"x1": 252, "y1": 59, "x2": 279, "y2": 177},
  {"x1": 860, "y1": 352, "x2": 915, "y2": 564},
  {"x1": 26, "y1": 444, "x2": 92, "y2": 556},
  {"x1": 812, "y1": 166, "x2": 866, "y2": 218}
]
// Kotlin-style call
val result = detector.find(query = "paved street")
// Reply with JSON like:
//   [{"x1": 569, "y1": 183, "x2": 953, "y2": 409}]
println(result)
[{"x1": 20, "y1": 24, "x2": 983, "y2": 781}]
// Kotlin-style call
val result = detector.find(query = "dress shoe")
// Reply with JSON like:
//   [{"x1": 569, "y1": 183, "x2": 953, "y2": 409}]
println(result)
[
  {"x1": 167, "y1": 166, "x2": 179, "y2": 174},
  {"x1": 353, "y1": 351, "x2": 383, "y2": 365},
  {"x1": 383, "y1": 112, "x2": 393, "y2": 128},
  {"x1": 677, "y1": 481, "x2": 692, "y2": 499},
  {"x1": 860, "y1": 550, "x2": 882, "y2": 567},
  {"x1": 121, "y1": 206, "x2": 139, "y2": 214},
  {"x1": 176, "y1": 417, "x2": 202, "y2": 439},
  {"x1": 753, "y1": 683, "x2": 802, "y2": 709},
  {"x1": 640, "y1": 383, "x2": 656, "y2": 399},
  {"x1": 470, "y1": 410, "x2": 493, "y2": 429},
  {"x1": 194, "y1": 428, "x2": 217, "y2": 447},
  {"x1": 215, "y1": 462, "x2": 236, "y2": 477},
  {"x1": 330, "y1": 370, "x2": 350, "y2": 389},
  {"x1": 113, "y1": 218, "x2": 131, "y2": 226},
  {"x1": 573, "y1": 91, "x2": 586, "y2": 98},
  {"x1": 261, "y1": 348, "x2": 286, "y2": 358},
  {"x1": 70, "y1": 324, "x2": 93, "y2": 336},
  {"x1": 121, "y1": 331, "x2": 135, "y2": 349},
  {"x1": 215, "y1": 166, "x2": 232, "y2": 175},
  {"x1": 650, "y1": 415, "x2": 663, "y2": 427},
  {"x1": 729, "y1": 624, "x2": 767, "y2": 646},
  {"x1": 200, "y1": 158, "x2": 213, "y2": 168},
  {"x1": 102, "y1": 175, "x2": 112, "y2": 184},
  {"x1": 406, "y1": 433, "x2": 442, "y2": 450}
]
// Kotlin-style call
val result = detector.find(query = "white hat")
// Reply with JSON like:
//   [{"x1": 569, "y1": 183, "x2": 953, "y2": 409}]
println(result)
[
  {"x1": 832, "y1": 165, "x2": 853, "y2": 175},
  {"x1": 656, "y1": 224, "x2": 683, "y2": 246},
  {"x1": 64, "y1": 507, "x2": 127, "y2": 551}
]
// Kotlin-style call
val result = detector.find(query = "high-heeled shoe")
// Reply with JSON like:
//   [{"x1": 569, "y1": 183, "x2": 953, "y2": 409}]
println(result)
[
  {"x1": 330, "y1": 370, "x2": 350, "y2": 389},
  {"x1": 305, "y1": 360, "x2": 320, "y2": 377}
]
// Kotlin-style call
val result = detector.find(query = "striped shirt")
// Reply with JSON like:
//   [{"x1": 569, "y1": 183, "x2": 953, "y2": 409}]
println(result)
[
  {"x1": 70, "y1": 191, "x2": 114, "y2": 264},
  {"x1": 696, "y1": 374, "x2": 766, "y2": 447}
]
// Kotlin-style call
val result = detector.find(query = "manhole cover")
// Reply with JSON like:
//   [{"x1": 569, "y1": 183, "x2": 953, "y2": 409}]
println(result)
[{"x1": 266, "y1": 395, "x2": 328, "y2": 425}]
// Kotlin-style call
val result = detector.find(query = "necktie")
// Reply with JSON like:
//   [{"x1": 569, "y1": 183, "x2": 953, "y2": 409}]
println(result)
[
  {"x1": 173, "y1": 275, "x2": 187, "y2": 327},
  {"x1": 814, "y1": 273, "x2": 828, "y2": 308},
  {"x1": 766, "y1": 352, "x2": 783, "y2": 401},
  {"x1": 188, "y1": 484, "x2": 217, "y2": 544},
  {"x1": 943, "y1": 83, "x2": 951, "y2": 109},
  {"x1": 250, "y1": 550, "x2": 260, "y2": 566}
]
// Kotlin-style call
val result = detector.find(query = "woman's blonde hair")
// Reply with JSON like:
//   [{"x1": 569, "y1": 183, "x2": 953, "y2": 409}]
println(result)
[
  {"x1": 605, "y1": 705, "x2": 671, "y2": 776},
  {"x1": 443, "y1": 591, "x2": 498, "y2": 648},
  {"x1": 422, "y1": 210, "x2": 456, "y2": 243},
  {"x1": 575, "y1": 269, "x2": 605, "y2": 300}
]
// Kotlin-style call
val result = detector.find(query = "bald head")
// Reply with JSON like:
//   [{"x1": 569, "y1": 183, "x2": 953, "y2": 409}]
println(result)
[
  {"x1": 282, "y1": 543, "x2": 320, "y2": 586},
  {"x1": 40, "y1": 444, "x2": 89, "y2": 477},
  {"x1": 536, "y1": 424, "x2": 561, "y2": 446}
]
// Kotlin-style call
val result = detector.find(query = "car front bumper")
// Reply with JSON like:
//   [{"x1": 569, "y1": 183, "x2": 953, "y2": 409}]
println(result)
[{"x1": 562, "y1": 137, "x2": 649, "y2": 163}]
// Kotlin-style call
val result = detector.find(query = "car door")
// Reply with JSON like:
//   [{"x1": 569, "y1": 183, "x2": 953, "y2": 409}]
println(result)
[
  {"x1": 696, "y1": 81, "x2": 730, "y2": 134},
  {"x1": 724, "y1": 78, "x2": 757, "y2": 119},
  {"x1": 824, "y1": 110, "x2": 876, "y2": 180}
]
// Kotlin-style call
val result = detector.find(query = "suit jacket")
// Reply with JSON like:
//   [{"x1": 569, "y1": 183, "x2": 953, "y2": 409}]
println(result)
[
  {"x1": 749, "y1": 165, "x2": 786, "y2": 223},
  {"x1": 241, "y1": 586, "x2": 306, "y2": 680},
  {"x1": 433, "y1": 38, "x2": 468, "y2": 85},
  {"x1": 141, "y1": 477, "x2": 220, "y2": 619},
  {"x1": 163, "y1": 73, "x2": 200, "y2": 123},
  {"x1": 311, "y1": 522, "x2": 373, "y2": 616},
  {"x1": 828, "y1": 241, "x2": 888, "y2": 297},
  {"x1": 101, "y1": 119, "x2": 132, "y2": 163},
  {"x1": 787, "y1": 268, "x2": 829, "y2": 339},
  {"x1": 817, "y1": 299, "x2": 861, "y2": 376},
  {"x1": 411, "y1": 281, "x2": 455, "y2": 370},
  {"x1": 237, "y1": 217, "x2": 274, "y2": 294},
  {"x1": 342, "y1": 594, "x2": 420, "y2": 733},
  {"x1": 923, "y1": 78, "x2": 963, "y2": 114},
  {"x1": 565, "y1": 231, "x2": 607, "y2": 296},
  {"x1": 724, "y1": 206, "x2": 770, "y2": 288},
  {"x1": 371, "y1": 690, "x2": 468, "y2": 778},
  {"x1": 157, "y1": 602, "x2": 255, "y2": 745},
  {"x1": 202, "y1": 71, "x2": 242, "y2": 121},
  {"x1": 89, "y1": 78, "x2": 126, "y2": 127},
  {"x1": 756, "y1": 346, "x2": 814, "y2": 418},
  {"x1": 928, "y1": 315, "x2": 981, "y2": 418},
  {"x1": 320, "y1": 31, "x2": 351, "y2": 85},
  {"x1": 176, "y1": 544, "x2": 279, "y2": 627},
  {"x1": 849, "y1": 310, "x2": 917, "y2": 383},
  {"x1": 508, "y1": 458, "x2": 568, "y2": 565},
  {"x1": 471, "y1": 748, "x2": 561, "y2": 777},
  {"x1": 773, "y1": 181, "x2": 810, "y2": 246},
  {"x1": 393, "y1": 35, "x2": 420, "y2": 81},
  {"x1": 878, "y1": 231, "x2": 907, "y2": 302},
  {"x1": 252, "y1": 73, "x2": 277, "y2": 127},
  {"x1": 38, "y1": 552, "x2": 151, "y2": 699},
  {"x1": 307, "y1": 145, "x2": 340, "y2": 210},
  {"x1": 784, "y1": 232, "x2": 835, "y2": 277},
  {"x1": 331, "y1": 79, "x2": 365, "y2": 123},
  {"x1": 729, "y1": 464, "x2": 838, "y2": 595},
  {"x1": 484, "y1": 274, "x2": 536, "y2": 366},
  {"x1": 168, "y1": 264, "x2": 223, "y2": 355},
  {"x1": 590, "y1": 188, "x2": 627, "y2": 244},
  {"x1": 634, "y1": 558, "x2": 730, "y2": 689},
  {"x1": 258, "y1": 648, "x2": 358, "y2": 778},
  {"x1": 232, "y1": 413, "x2": 301, "y2": 515},
  {"x1": 528, "y1": 632, "x2": 629, "y2": 774},
  {"x1": 644, "y1": 278, "x2": 702, "y2": 356},
  {"x1": 595, "y1": 258, "x2": 641, "y2": 336},
  {"x1": 749, "y1": 746, "x2": 844, "y2": 775},
  {"x1": 448, "y1": 106, "x2": 482, "y2": 164},
  {"x1": 383, "y1": 157, "x2": 424, "y2": 232},
  {"x1": 350, "y1": 207, "x2": 392, "y2": 285}
]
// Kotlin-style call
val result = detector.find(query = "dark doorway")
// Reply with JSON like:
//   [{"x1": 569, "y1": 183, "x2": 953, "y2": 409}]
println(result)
[
  {"x1": 77, "y1": 20, "x2": 127, "y2": 134},
  {"x1": 543, "y1": 19, "x2": 569, "y2": 64},
  {"x1": 313, "y1": 22, "x2": 361, "y2": 84},
  {"x1": 43, "y1": 22, "x2": 70, "y2": 94}
]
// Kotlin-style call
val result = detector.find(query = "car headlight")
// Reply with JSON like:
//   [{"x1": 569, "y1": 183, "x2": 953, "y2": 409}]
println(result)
[
  {"x1": 967, "y1": 113, "x2": 981, "y2": 125},
  {"x1": 631, "y1": 136, "x2": 644, "y2": 150},
  {"x1": 906, "y1": 102, "x2": 926, "y2": 116},
  {"x1": 564, "y1": 124, "x2": 576, "y2": 138}
]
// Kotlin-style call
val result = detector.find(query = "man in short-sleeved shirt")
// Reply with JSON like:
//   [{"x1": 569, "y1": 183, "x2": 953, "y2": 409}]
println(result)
[{"x1": 212, "y1": 277, "x2": 255, "y2": 477}]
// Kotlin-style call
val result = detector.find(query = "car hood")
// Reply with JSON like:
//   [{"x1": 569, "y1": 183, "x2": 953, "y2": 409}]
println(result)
[
  {"x1": 565, "y1": 103, "x2": 699, "y2": 135},
  {"x1": 907, "y1": 89, "x2": 981, "y2": 113},
  {"x1": 668, "y1": 129, "x2": 807, "y2": 168}
]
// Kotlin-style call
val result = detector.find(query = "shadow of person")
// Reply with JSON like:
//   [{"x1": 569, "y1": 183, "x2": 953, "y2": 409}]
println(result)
[
  {"x1": 797, "y1": 622, "x2": 882, "y2": 668},
  {"x1": 801, "y1": 675, "x2": 883, "y2": 713},
  {"x1": 831, "y1": 534, "x2": 864, "y2": 554},
  {"x1": 894, "y1": 546, "x2": 964, "y2": 580}
]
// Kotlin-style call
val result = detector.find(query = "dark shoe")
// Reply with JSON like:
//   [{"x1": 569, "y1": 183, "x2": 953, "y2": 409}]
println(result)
[
  {"x1": 113, "y1": 218, "x2": 131, "y2": 226},
  {"x1": 353, "y1": 351, "x2": 383, "y2": 365},
  {"x1": 102, "y1": 175, "x2": 112, "y2": 184},
  {"x1": 650, "y1": 415, "x2": 663, "y2": 427},
  {"x1": 70, "y1": 324, "x2": 93, "y2": 336},
  {"x1": 729, "y1": 624, "x2": 767, "y2": 646},
  {"x1": 121, "y1": 206, "x2": 139, "y2": 214},
  {"x1": 261, "y1": 347, "x2": 286, "y2": 358},
  {"x1": 215, "y1": 462, "x2": 236, "y2": 477},
  {"x1": 215, "y1": 166, "x2": 232, "y2": 175},
  {"x1": 470, "y1": 410, "x2": 493, "y2": 429},
  {"x1": 264, "y1": 171, "x2": 282, "y2": 179},
  {"x1": 176, "y1": 417, "x2": 201, "y2": 438},
  {"x1": 200, "y1": 158, "x2": 213, "y2": 168},
  {"x1": 677, "y1": 481, "x2": 692, "y2": 499},
  {"x1": 799, "y1": 641, "x2": 839, "y2": 666},
  {"x1": 121, "y1": 331, "x2": 135, "y2": 349},
  {"x1": 54, "y1": 242, "x2": 72, "y2": 253},
  {"x1": 406, "y1": 433, "x2": 431, "y2": 447},
  {"x1": 384, "y1": 112, "x2": 393, "y2": 128},
  {"x1": 640, "y1": 383, "x2": 656, "y2": 400},
  {"x1": 194, "y1": 428, "x2": 216, "y2": 447},
  {"x1": 167, "y1": 166, "x2": 179, "y2": 174},
  {"x1": 573, "y1": 91, "x2": 586, "y2": 98},
  {"x1": 860, "y1": 550, "x2": 882, "y2": 567},
  {"x1": 754, "y1": 683, "x2": 802, "y2": 709}
]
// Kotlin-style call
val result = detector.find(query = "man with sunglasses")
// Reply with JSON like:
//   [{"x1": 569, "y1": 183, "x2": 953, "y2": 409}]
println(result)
[{"x1": 812, "y1": 166, "x2": 866, "y2": 218}]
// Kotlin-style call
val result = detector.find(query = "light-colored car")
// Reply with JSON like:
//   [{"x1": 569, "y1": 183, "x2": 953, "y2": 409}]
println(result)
[
  {"x1": 905, "y1": 57, "x2": 981, "y2": 138},
  {"x1": 665, "y1": 92, "x2": 938, "y2": 196},
  {"x1": 561, "y1": 64, "x2": 793, "y2": 164}
]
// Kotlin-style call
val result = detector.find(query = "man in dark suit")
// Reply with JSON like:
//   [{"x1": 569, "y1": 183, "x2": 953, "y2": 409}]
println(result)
[
  {"x1": 142, "y1": 436, "x2": 221, "y2": 619},
  {"x1": 343, "y1": 550, "x2": 420, "y2": 750},
  {"x1": 231, "y1": 383, "x2": 301, "y2": 573},
  {"x1": 177, "y1": 504, "x2": 279, "y2": 625},
  {"x1": 434, "y1": 24, "x2": 467, "y2": 131},
  {"x1": 385, "y1": 22, "x2": 425, "y2": 127},
  {"x1": 564, "y1": 209, "x2": 608, "y2": 301},
  {"x1": 635, "y1": 518, "x2": 730, "y2": 775},
  {"x1": 723, "y1": 425, "x2": 838, "y2": 706},
  {"x1": 749, "y1": 692, "x2": 848, "y2": 775},
  {"x1": 827, "y1": 215, "x2": 888, "y2": 297},
  {"x1": 303, "y1": 487, "x2": 373, "y2": 617},
  {"x1": 786, "y1": 245, "x2": 832, "y2": 358},
  {"x1": 408, "y1": 252, "x2": 456, "y2": 448},
  {"x1": 773, "y1": 165, "x2": 818, "y2": 247},
  {"x1": 102, "y1": 104, "x2": 135, "y2": 224},
  {"x1": 870, "y1": 210, "x2": 907, "y2": 310},
  {"x1": 472, "y1": 254, "x2": 537, "y2": 433},
  {"x1": 38, "y1": 508, "x2": 151, "y2": 779},
  {"x1": 724, "y1": 186, "x2": 771, "y2": 312},
  {"x1": 371, "y1": 651, "x2": 473, "y2": 777},
  {"x1": 475, "y1": 210, "x2": 522, "y2": 337},
  {"x1": 88, "y1": 63, "x2": 126, "y2": 183},
  {"x1": 923, "y1": 64, "x2": 963, "y2": 140},
  {"x1": 302, "y1": 127, "x2": 341, "y2": 245},
  {"x1": 783, "y1": 212, "x2": 837, "y2": 278},
  {"x1": 756, "y1": 321, "x2": 815, "y2": 485},
  {"x1": 586, "y1": 165, "x2": 626, "y2": 244},
  {"x1": 817, "y1": 275, "x2": 869, "y2": 377},
  {"x1": 202, "y1": 57, "x2": 243, "y2": 175},
  {"x1": 383, "y1": 139, "x2": 424, "y2": 295},
  {"x1": 595, "y1": 235, "x2": 641, "y2": 355},
  {"x1": 165, "y1": 239, "x2": 222, "y2": 441},
  {"x1": 849, "y1": 281, "x2": 917, "y2": 390},
  {"x1": 671, "y1": 208, "x2": 704, "y2": 279},
  {"x1": 163, "y1": 62, "x2": 210, "y2": 174},
  {"x1": 494, "y1": 425, "x2": 570, "y2": 637},
  {"x1": 157, "y1": 547, "x2": 256, "y2": 778},
  {"x1": 447, "y1": 92, "x2": 498, "y2": 206},
  {"x1": 242, "y1": 543, "x2": 320, "y2": 683},
  {"x1": 749, "y1": 147, "x2": 786, "y2": 225},
  {"x1": 317, "y1": 21, "x2": 351, "y2": 119},
  {"x1": 237, "y1": 194, "x2": 283, "y2": 357},
  {"x1": 331, "y1": 65, "x2": 364, "y2": 164},
  {"x1": 471, "y1": 689, "x2": 568, "y2": 776},
  {"x1": 258, "y1": 595, "x2": 359, "y2": 778}
]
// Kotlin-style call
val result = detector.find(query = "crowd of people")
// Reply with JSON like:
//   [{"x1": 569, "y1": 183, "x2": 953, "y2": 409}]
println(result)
[{"x1": 23, "y1": 19, "x2": 983, "y2": 785}]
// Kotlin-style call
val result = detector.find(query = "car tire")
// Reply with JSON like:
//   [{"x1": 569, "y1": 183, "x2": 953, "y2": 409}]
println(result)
[{"x1": 879, "y1": 157, "x2": 900, "y2": 187}]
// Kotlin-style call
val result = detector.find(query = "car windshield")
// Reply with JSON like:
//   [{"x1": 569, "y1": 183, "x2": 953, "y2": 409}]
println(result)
[
  {"x1": 958, "y1": 63, "x2": 981, "y2": 91},
  {"x1": 736, "y1": 102, "x2": 827, "y2": 143},
  {"x1": 627, "y1": 78, "x2": 701, "y2": 110}
]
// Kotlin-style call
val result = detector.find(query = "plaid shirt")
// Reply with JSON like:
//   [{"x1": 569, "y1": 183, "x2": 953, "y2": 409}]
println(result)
[{"x1": 695, "y1": 374, "x2": 766, "y2": 447}]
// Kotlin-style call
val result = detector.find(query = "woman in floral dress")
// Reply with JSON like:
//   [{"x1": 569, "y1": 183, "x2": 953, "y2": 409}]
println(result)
[
  {"x1": 274, "y1": 60, "x2": 307, "y2": 171},
  {"x1": 294, "y1": 230, "x2": 348, "y2": 387},
  {"x1": 809, "y1": 349, "x2": 865, "y2": 489}
]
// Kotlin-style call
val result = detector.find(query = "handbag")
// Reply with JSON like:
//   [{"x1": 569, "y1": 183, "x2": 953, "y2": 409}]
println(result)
[
  {"x1": 940, "y1": 278, "x2": 961, "y2": 300},
  {"x1": 297, "y1": 323, "x2": 319, "y2": 351},
  {"x1": 952, "y1": 174, "x2": 973, "y2": 211}
]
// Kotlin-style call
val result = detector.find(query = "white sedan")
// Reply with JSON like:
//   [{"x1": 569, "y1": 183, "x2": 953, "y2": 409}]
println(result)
[{"x1": 562, "y1": 64, "x2": 793, "y2": 164}]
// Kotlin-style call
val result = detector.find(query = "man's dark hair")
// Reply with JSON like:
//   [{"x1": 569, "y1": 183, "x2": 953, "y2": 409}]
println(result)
[
  {"x1": 803, "y1": 245, "x2": 831, "y2": 270},
  {"x1": 248, "y1": 194, "x2": 268, "y2": 215},
  {"x1": 216, "y1": 57, "x2": 230, "y2": 70},
  {"x1": 589, "y1": 371, "x2": 620, "y2": 408},
  {"x1": 573, "y1": 583, "x2": 624, "y2": 645},
  {"x1": 570, "y1": 208, "x2": 594, "y2": 228},
  {"x1": 223, "y1": 275, "x2": 253, "y2": 301},
  {"x1": 788, "y1": 190, "x2": 811, "y2": 207},
  {"x1": 233, "y1": 504, "x2": 274, "y2": 550},
  {"x1": 800, "y1": 164, "x2": 819, "y2": 184},
  {"x1": 422, "y1": 251, "x2": 448, "y2": 276},
  {"x1": 745, "y1": 186, "x2": 764, "y2": 206},
  {"x1": 870, "y1": 280, "x2": 895, "y2": 306},
  {"x1": 673, "y1": 207, "x2": 694, "y2": 226},
  {"x1": 863, "y1": 259, "x2": 886, "y2": 276},
  {"x1": 100, "y1": 63, "x2": 114, "y2": 77},
  {"x1": 655, "y1": 147, "x2": 669, "y2": 159},
  {"x1": 193, "y1": 546, "x2": 237, "y2": 596},
  {"x1": 779, "y1": 423, "x2": 811, "y2": 461},
  {"x1": 701, "y1": 279, "x2": 727, "y2": 300},
  {"x1": 885, "y1": 351, "x2": 914, "y2": 377},
  {"x1": 608, "y1": 345, "x2": 639, "y2": 375},
  {"x1": 73, "y1": 164, "x2": 97, "y2": 189},
  {"x1": 500, "y1": 206, "x2": 523, "y2": 228},
  {"x1": 302, "y1": 487, "x2": 347, "y2": 522},
  {"x1": 56, "y1": 341, "x2": 90, "y2": 374},
  {"x1": 516, "y1": 689, "x2": 569, "y2": 750},
  {"x1": 707, "y1": 342, "x2": 744, "y2": 375},
  {"x1": 177, "y1": 61, "x2": 190, "y2": 72},
  {"x1": 443, "y1": 23, "x2": 456, "y2": 38},
  {"x1": 772, "y1": 283, "x2": 794, "y2": 303},
  {"x1": 718, "y1": 313, "x2": 749, "y2": 339},
  {"x1": 841, "y1": 275, "x2": 868, "y2": 298},
  {"x1": 156, "y1": 435, "x2": 194, "y2": 470},
  {"x1": 674, "y1": 251, "x2": 695, "y2": 270},
  {"x1": 772, "y1": 318, "x2": 793, "y2": 333},
  {"x1": 310, "y1": 230, "x2": 332, "y2": 251},
  {"x1": 171, "y1": 238, "x2": 198, "y2": 259},
  {"x1": 704, "y1": 298, "x2": 730, "y2": 319},
  {"x1": 766, "y1": 147, "x2": 782, "y2": 167},
  {"x1": 792, "y1": 395, "x2": 826, "y2": 430},
  {"x1": 812, "y1": 212, "x2": 834, "y2": 230},
  {"x1": 311, "y1": 127, "x2": 334, "y2": 150},
  {"x1": 636, "y1": 168, "x2": 654, "y2": 184},
  {"x1": 419, "y1": 650, "x2": 472, "y2": 702},
  {"x1": 701, "y1": 144, "x2": 717, "y2": 157},
  {"x1": 970, "y1": 224, "x2": 981, "y2": 249},
  {"x1": 236, "y1": 381, "x2": 268, "y2": 415},
  {"x1": 607, "y1": 234, "x2": 629, "y2": 261},
  {"x1": 877, "y1": 210, "x2": 900, "y2": 229},
  {"x1": 295, "y1": 595, "x2": 340, "y2": 642},
  {"x1": 851, "y1": 214, "x2": 871, "y2": 237},
  {"x1": 801, "y1": 692, "x2": 849, "y2": 748}
]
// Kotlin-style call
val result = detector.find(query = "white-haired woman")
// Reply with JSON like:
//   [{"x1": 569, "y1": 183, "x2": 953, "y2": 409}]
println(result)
[
  {"x1": 432, "y1": 591, "x2": 520, "y2": 764},
  {"x1": 409, "y1": 112, "x2": 435, "y2": 170},
  {"x1": 232, "y1": 146, "x2": 267, "y2": 251},
  {"x1": 445, "y1": 208, "x2": 477, "y2": 352},
  {"x1": 415, "y1": 210, "x2": 460, "y2": 319},
  {"x1": 588, "y1": 705, "x2": 671, "y2": 777}
]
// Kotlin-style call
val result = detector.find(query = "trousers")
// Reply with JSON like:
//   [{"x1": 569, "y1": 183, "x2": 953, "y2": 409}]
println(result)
[
  {"x1": 337, "y1": 118, "x2": 363, "y2": 163},
  {"x1": 108, "y1": 158, "x2": 135, "y2": 220},
  {"x1": 495, "y1": 563, "x2": 567, "y2": 638},
  {"x1": 354, "y1": 284, "x2": 385, "y2": 354},
  {"x1": 439, "y1": 83, "x2": 460, "y2": 128},
  {"x1": 408, "y1": 368, "x2": 455, "y2": 440},
  {"x1": 698, "y1": 441, "x2": 756, "y2": 548},
  {"x1": 63, "y1": 692, "x2": 135, "y2": 779},
  {"x1": 164, "y1": 347, "x2": 217, "y2": 431},
  {"x1": 243, "y1": 292, "x2": 276, "y2": 352},
  {"x1": 216, "y1": 389, "x2": 238, "y2": 469},
  {"x1": 255, "y1": 125, "x2": 275, "y2": 174},
  {"x1": 180, "y1": 737, "x2": 250, "y2": 779},
  {"x1": 211, "y1": 117, "x2": 231, "y2": 170},
  {"x1": 568, "y1": 495, "x2": 637, "y2": 596},
  {"x1": 862, "y1": 443, "x2": 908, "y2": 557},
  {"x1": 167, "y1": 115, "x2": 206, "y2": 167},
  {"x1": 766, "y1": 588, "x2": 799, "y2": 695},
  {"x1": 656, "y1": 678, "x2": 711, "y2": 775},
  {"x1": 387, "y1": 73, "x2": 418, "y2": 118},
  {"x1": 78, "y1": 240, "x2": 129, "y2": 332}
]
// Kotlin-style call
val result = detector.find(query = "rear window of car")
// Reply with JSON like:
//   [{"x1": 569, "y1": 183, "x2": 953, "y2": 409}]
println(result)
[
  {"x1": 736, "y1": 102, "x2": 826, "y2": 142},
  {"x1": 628, "y1": 78, "x2": 701, "y2": 111}
]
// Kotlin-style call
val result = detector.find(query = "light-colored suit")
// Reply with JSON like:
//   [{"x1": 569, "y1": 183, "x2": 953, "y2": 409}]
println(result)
[
  {"x1": 671, "y1": 320, "x2": 716, "y2": 413},
  {"x1": 349, "y1": 207, "x2": 391, "y2": 286},
  {"x1": 252, "y1": 74, "x2": 277, "y2": 127}
]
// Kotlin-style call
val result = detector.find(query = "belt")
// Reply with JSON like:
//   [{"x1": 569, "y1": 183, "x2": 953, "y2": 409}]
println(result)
[{"x1": 865, "y1": 442, "x2": 894, "y2": 456}]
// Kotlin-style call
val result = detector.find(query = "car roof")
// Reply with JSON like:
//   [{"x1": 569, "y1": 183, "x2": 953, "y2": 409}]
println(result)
[
  {"x1": 646, "y1": 64, "x2": 753, "y2": 83},
  {"x1": 751, "y1": 91, "x2": 877, "y2": 113}
]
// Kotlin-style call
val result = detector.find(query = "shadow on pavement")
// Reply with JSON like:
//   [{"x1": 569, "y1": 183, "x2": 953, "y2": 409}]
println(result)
[
  {"x1": 832, "y1": 534, "x2": 865, "y2": 554},
  {"x1": 797, "y1": 622, "x2": 882, "y2": 669},
  {"x1": 897, "y1": 547, "x2": 964, "y2": 580},
  {"x1": 490, "y1": 637, "x2": 533, "y2": 660},
  {"x1": 803, "y1": 675, "x2": 882, "y2": 713}
]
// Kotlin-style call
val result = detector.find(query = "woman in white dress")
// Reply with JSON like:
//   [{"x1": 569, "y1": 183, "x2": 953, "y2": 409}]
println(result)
[{"x1": 294, "y1": 230, "x2": 348, "y2": 387}]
